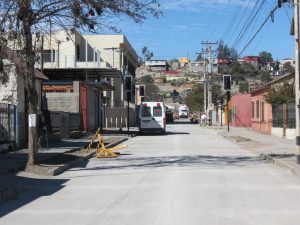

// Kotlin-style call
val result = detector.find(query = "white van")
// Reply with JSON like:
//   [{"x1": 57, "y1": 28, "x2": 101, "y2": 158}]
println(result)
[
  {"x1": 178, "y1": 105, "x2": 189, "y2": 118},
  {"x1": 139, "y1": 102, "x2": 166, "y2": 134}
]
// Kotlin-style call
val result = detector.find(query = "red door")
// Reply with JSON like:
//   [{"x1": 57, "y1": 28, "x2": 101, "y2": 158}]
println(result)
[{"x1": 80, "y1": 84, "x2": 88, "y2": 132}]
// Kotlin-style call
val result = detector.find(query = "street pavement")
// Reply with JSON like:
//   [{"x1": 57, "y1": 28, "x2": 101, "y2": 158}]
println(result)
[{"x1": 1, "y1": 120, "x2": 300, "y2": 224}]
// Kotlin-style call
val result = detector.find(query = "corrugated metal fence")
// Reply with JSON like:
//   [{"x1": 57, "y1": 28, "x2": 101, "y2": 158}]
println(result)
[
  {"x1": 49, "y1": 111, "x2": 81, "y2": 138},
  {"x1": 0, "y1": 103, "x2": 16, "y2": 144}
]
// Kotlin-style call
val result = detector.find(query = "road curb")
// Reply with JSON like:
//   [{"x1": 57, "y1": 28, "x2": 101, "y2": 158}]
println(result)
[
  {"x1": 50, "y1": 137, "x2": 129, "y2": 176},
  {"x1": 261, "y1": 154, "x2": 300, "y2": 178}
]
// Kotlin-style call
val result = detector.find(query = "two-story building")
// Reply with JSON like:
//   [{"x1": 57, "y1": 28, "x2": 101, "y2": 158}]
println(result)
[{"x1": 40, "y1": 30, "x2": 139, "y2": 132}]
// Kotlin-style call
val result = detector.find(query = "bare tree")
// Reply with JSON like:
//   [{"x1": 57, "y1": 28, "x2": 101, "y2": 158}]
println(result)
[{"x1": 0, "y1": 0, "x2": 161, "y2": 166}]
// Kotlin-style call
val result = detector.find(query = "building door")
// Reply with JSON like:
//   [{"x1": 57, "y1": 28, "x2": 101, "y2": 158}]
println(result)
[
  {"x1": 80, "y1": 85, "x2": 88, "y2": 132},
  {"x1": 95, "y1": 91, "x2": 100, "y2": 129}
]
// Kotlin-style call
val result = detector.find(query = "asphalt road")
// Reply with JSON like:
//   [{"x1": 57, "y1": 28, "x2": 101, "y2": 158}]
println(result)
[{"x1": 2, "y1": 120, "x2": 300, "y2": 225}]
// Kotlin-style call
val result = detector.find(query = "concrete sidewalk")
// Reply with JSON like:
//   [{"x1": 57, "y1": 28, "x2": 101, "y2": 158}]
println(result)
[
  {"x1": 0, "y1": 135, "x2": 128, "y2": 175},
  {"x1": 208, "y1": 125, "x2": 300, "y2": 177},
  {"x1": 0, "y1": 133, "x2": 129, "y2": 203}
]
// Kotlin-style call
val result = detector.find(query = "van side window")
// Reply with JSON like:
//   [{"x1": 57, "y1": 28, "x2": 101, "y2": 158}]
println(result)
[
  {"x1": 153, "y1": 106, "x2": 162, "y2": 117},
  {"x1": 142, "y1": 106, "x2": 151, "y2": 117}
]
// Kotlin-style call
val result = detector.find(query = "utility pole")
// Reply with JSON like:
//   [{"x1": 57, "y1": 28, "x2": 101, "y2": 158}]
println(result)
[
  {"x1": 201, "y1": 41, "x2": 218, "y2": 120},
  {"x1": 294, "y1": 0, "x2": 300, "y2": 164},
  {"x1": 196, "y1": 51, "x2": 207, "y2": 113}
]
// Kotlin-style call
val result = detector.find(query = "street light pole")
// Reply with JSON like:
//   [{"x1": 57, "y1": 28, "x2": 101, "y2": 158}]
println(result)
[{"x1": 294, "y1": 0, "x2": 300, "y2": 163}]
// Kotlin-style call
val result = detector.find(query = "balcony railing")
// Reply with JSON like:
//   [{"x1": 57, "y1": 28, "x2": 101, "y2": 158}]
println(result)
[{"x1": 41, "y1": 54, "x2": 110, "y2": 69}]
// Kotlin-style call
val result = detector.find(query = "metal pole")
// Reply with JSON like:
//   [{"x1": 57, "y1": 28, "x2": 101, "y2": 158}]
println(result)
[
  {"x1": 221, "y1": 107, "x2": 223, "y2": 127},
  {"x1": 127, "y1": 92, "x2": 130, "y2": 136},
  {"x1": 227, "y1": 107, "x2": 230, "y2": 132},
  {"x1": 294, "y1": 0, "x2": 300, "y2": 163},
  {"x1": 227, "y1": 91, "x2": 230, "y2": 132},
  {"x1": 203, "y1": 61, "x2": 207, "y2": 113}
]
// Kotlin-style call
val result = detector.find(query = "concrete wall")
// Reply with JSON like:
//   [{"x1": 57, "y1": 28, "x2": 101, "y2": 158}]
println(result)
[
  {"x1": 271, "y1": 127, "x2": 296, "y2": 140},
  {"x1": 104, "y1": 107, "x2": 136, "y2": 128},
  {"x1": 231, "y1": 93, "x2": 251, "y2": 127},
  {"x1": 84, "y1": 34, "x2": 139, "y2": 70},
  {"x1": 251, "y1": 94, "x2": 272, "y2": 135},
  {"x1": 45, "y1": 82, "x2": 80, "y2": 113},
  {"x1": 84, "y1": 34, "x2": 124, "y2": 69},
  {"x1": 88, "y1": 89, "x2": 96, "y2": 131}
]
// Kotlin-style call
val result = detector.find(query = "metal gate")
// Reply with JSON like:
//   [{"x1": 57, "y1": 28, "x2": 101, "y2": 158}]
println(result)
[
  {"x1": 272, "y1": 103, "x2": 295, "y2": 128},
  {"x1": 0, "y1": 103, "x2": 16, "y2": 144}
]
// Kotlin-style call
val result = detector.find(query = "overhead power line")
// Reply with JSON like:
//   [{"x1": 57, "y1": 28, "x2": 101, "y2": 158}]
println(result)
[
  {"x1": 238, "y1": 4, "x2": 279, "y2": 57},
  {"x1": 224, "y1": 0, "x2": 253, "y2": 44},
  {"x1": 232, "y1": 0, "x2": 266, "y2": 50}
]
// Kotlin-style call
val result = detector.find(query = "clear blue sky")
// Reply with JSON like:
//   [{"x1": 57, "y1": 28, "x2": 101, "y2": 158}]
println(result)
[{"x1": 112, "y1": 0, "x2": 295, "y2": 61}]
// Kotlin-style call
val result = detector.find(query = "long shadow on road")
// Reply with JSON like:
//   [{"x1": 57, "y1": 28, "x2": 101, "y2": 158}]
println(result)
[
  {"x1": 0, "y1": 175, "x2": 69, "y2": 218},
  {"x1": 75, "y1": 155, "x2": 265, "y2": 172}
]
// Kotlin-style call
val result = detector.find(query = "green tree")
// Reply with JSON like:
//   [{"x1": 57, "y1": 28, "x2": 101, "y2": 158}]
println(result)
[
  {"x1": 259, "y1": 51, "x2": 273, "y2": 65},
  {"x1": 139, "y1": 75, "x2": 154, "y2": 84},
  {"x1": 141, "y1": 46, "x2": 154, "y2": 61},
  {"x1": 196, "y1": 53, "x2": 204, "y2": 61},
  {"x1": 228, "y1": 62, "x2": 244, "y2": 82},
  {"x1": 217, "y1": 40, "x2": 238, "y2": 60},
  {"x1": 184, "y1": 84, "x2": 204, "y2": 112},
  {"x1": 144, "y1": 83, "x2": 160, "y2": 101},
  {"x1": 266, "y1": 82, "x2": 295, "y2": 105},
  {"x1": 211, "y1": 84, "x2": 222, "y2": 104},
  {"x1": 239, "y1": 82, "x2": 249, "y2": 93},
  {"x1": 283, "y1": 62, "x2": 295, "y2": 73},
  {"x1": 259, "y1": 70, "x2": 272, "y2": 84},
  {"x1": 241, "y1": 62, "x2": 256, "y2": 75},
  {"x1": 0, "y1": 0, "x2": 161, "y2": 166}
]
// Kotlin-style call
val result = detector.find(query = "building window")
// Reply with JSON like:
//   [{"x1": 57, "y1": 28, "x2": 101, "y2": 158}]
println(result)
[
  {"x1": 76, "y1": 44, "x2": 80, "y2": 61},
  {"x1": 256, "y1": 100, "x2": 260, "y2": 119},
  {"x1": 261, "y1": 101, "x2": 265, "y2": 121},
  {"x1": 251, "y1": 101, "x2": 254, "y2": 118},
  {"x1": 43, "y1": 50, "x2": 55, "y2": 62}
]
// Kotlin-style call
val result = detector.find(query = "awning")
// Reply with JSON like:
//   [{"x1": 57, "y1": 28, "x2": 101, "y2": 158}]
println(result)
[{"x1": 86, "y1": 80, "x2": 115, "y2": 91}]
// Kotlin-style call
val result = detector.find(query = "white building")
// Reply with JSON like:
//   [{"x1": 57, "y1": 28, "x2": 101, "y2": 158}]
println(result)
[{"x1": 39, "y1": 30, "x2": 139, "y2": 129}]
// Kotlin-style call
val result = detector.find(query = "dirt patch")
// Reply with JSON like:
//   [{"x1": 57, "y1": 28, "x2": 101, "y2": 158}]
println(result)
[
  {"x1": 221, "y1": 134, "x2": 266, "y2": 150},
  {"x1": 227, "y1": 136, "x2": 251, "y2": 143}
]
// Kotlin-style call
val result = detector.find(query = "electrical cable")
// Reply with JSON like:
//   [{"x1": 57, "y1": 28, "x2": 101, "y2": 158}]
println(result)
[
  {"x1": 222, "y1": 5, "x2": 243, "y2": 42},
  {"x1": 224, "y1": 0, "x2": 253, "y2": 44},
  {"x1": 283, "y1": 4, "x2": 292, "y2": 22},
  {"x1": 233, "y1": 0, "x2": 266, "y2": 50},
  {"x1": 239, "y1": 4, "x2": 278, "y2": 56},
  {"x1": 207, "y1": 0, "x2": 231, "y2": 40}
]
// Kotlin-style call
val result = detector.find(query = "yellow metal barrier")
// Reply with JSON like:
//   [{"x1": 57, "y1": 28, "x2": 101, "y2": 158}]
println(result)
[
  {"x1": 96, "y1": 133, "x2": 127, "y2": 158},
  {"x1": 86, "y1": 128, "x2": 127, "y2": 158},
  {"x1": 85, "y1": 128, "x2": 101, "y2": 154}
]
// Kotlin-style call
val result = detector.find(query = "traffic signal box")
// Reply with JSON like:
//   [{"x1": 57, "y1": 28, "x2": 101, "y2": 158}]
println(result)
[
  {"x1": 223, "y1": 75, "x2": 231, "y2": 91},
  {"x1": 139, "y1": 85, "x2": 145, "y2": 97},
  {"x1": 125, "y1": 75, "x2": 132, "y2": 91}
]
